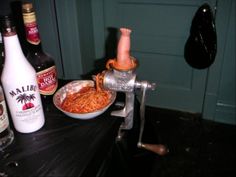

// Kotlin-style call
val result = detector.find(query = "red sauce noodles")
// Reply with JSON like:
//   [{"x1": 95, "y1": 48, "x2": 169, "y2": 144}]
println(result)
[{"x1": 61, "y1": 86, "x2": 112, "y2": 113}]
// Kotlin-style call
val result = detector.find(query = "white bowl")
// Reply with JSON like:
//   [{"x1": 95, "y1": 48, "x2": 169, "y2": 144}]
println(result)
[{"x1": 53, "y1": 80, "x2": 116, "y2": 119}]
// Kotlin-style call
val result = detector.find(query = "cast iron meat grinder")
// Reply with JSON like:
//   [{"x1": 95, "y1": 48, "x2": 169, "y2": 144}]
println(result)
[{"x1": 97, "y1": 28, "x2": 168, "y2": 155}]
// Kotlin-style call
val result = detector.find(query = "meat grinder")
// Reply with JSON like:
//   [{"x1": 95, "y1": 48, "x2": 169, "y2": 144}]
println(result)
[{"x1": 97, "y1": 28, "x2": 168, "y2": 155}]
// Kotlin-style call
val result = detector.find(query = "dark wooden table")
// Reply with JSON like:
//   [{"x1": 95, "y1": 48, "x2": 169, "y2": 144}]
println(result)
[{"x1": 0, "y1": 89, "x2": 123, "y2": 177}]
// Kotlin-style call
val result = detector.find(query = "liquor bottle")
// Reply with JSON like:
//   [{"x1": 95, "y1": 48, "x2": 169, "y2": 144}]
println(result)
[
  {"x1": 22, "y1": 2, "x2": 58, "y2": 103},
  {"x1": 0, "y1": 84, "x2": 14, "y2": 150},
  {"x1": 1, "y1": 15, "x2": 45, "y2": 133},
  {"x1": 0, "y1": 30, "x2": 14, "y2": 149}
]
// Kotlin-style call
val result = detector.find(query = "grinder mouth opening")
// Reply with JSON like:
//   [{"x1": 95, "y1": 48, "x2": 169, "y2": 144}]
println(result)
[
  {"x1": 106, "y1": 57, "x2": 138, "y2": 71},
  {"x1": 105, "y1": 28, "x2": 138, "y2": 71}
]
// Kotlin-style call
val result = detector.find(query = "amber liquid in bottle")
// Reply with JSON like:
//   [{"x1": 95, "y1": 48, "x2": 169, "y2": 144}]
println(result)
[{"x1": 22, "y1": 2, "x2": 58, "y2": 108}]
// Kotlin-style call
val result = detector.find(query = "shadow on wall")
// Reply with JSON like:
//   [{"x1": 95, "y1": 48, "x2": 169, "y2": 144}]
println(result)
[
  {"x1": 82, "y1": 27, "x2": 119, "y2": 79},
  {"x1": 10, "y1": 1, "x2": 28, "y2": 55}
]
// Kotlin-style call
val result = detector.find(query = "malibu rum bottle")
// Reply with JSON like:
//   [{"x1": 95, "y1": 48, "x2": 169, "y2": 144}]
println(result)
[
  {"x1": 22, "y1": 2, "x2": 58, "y2": 104},
  {"x1": 1, "y1": 15, "x2": 45, "y2": 133}
]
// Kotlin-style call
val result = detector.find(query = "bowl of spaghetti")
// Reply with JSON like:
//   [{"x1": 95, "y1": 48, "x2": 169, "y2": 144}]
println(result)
[{"x1": 53, "y1": 80, "x2": 116, "y2": 119}]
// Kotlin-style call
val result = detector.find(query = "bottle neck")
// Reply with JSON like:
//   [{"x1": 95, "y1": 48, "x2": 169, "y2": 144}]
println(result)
[
  {"x1": 22, "y1": 9, "x2": 43, "y2": 54},
  {"x1": 3, "y1": 33, "x2": 25, "y2": 62}
]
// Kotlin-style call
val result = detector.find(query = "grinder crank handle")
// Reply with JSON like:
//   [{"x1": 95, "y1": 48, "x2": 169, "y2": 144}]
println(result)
[
  {"x1": 137, "y1": 81, "x2": 169, "y2": 156},
  {"x1": 138, "y1": 143, "x2": 168, "y2": 156}
]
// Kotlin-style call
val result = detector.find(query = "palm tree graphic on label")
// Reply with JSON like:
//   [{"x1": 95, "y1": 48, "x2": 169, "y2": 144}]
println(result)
[{"x1": 16, "y1": 93, "x2": 35, "y2": 110}]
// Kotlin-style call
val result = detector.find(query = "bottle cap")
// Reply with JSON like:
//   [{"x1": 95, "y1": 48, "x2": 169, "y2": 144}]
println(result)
[
  {"x1": 22, "y1": 2, "x2": 33, "y2": 12},
  {"x1": 0, "y1": 15, "x2": 16, "y2": 35}
]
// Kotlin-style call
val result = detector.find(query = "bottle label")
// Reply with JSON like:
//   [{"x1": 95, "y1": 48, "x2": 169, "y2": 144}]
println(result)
[
  {"x1": 37, "y1": 66, "x2": 58, "y2": 95},
  {"x1": 23, "y1": 12, "x2": 40, "y2": 45},
  {"x1": 8, "y1": 84, "x2": 43, "y2": 125},
  {"x1": 0, "y1": 100, "x2": 9, "y2": 133}
]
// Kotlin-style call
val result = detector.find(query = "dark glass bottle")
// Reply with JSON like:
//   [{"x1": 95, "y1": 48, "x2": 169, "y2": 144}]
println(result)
[{"x1": 22, "y1": 2, "x2": 58, "y2": 106}]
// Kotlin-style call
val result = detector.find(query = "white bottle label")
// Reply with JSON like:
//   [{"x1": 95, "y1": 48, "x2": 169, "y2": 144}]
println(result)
[
  {"x1": 6, "y1": 84, "x2": 44, "y2": 132},
  {"x1": 0, "y1": 100, "x2": 9, "y2": 133}
]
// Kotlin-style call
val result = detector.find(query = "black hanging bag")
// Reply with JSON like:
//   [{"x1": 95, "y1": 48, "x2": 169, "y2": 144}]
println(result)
[{"x1": 184, "y1": 3, "x2": 217, "y2": 69}]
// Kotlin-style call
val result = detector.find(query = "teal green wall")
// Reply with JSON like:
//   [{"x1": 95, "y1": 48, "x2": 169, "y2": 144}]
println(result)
[
  {"x1": 54, "y1": 0, "x2": 95, "y2": 79},
  {"x1": 0, "y1": 0, "x2": 235, "y2": 124},
  {"x1": 91, "y1": 0, "x2": 214, "y2": 114},
  {"x1": 203, "y1": 0, "x2": 235, "y2": 124},
  {"x1": 90, "y1": 0, "x2": 235, "y2": 124}
]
